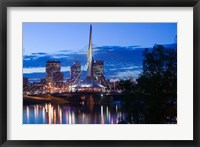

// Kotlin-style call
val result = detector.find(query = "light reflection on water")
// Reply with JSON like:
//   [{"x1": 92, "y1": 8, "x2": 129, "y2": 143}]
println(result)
[{"x1": 23, "y1": 102, "x2": 126, "y2": 124}]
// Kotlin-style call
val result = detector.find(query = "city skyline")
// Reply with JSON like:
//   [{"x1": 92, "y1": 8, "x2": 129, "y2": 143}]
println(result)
[
  {"x1": 23, "y1": 23, "x2": 177, "y2": 125},
  {"x1": 23, "y1": 23, "x2": 177, "y2": 82}
]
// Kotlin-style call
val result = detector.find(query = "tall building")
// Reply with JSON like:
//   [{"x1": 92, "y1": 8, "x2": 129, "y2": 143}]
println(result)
[
  {"x1": 46, "y1": 60, "x2": 63, "y2": 85},
  {"x1": 92, "y1": 60, "x2": 104, "y2": 80},
  {"x1": 70, "y1": 62, "x2": 81, "y2": 82},
  {"x1": 66, "y1": 62, "x2": 81, "y2": 89},
  {"x1": 40, "y1": 78, "x2": 46, "y2": 84},
  {"x1": 92, "y1": 60, "x2": 107, "y2": 85},
  {"x1": 23, "y1": 77, "x2": 28, "y2": 87},
  {"x1": 52, "y1": 72, "x2": 64, "y2": 83}
]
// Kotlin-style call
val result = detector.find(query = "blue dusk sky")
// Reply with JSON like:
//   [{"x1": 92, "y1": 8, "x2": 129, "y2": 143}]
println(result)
[{"x1": 23, "y1": 23, "x2": 177, "y2": 82}]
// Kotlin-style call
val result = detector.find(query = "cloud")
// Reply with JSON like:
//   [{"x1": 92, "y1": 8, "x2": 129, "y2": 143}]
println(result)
[
  {"x1": 93, "y1": 45, "x2": 143, "y2": 53},
  {"x1": 24, "y1": 52, "x2": 49, "y2": 61},
  {"x1": 23, "y1": 65, "x2": 88, "y2": 74},
  {"x1": 110, "y1": 69, "x2": 142, "y2": 79},
  {"x1": 23, "y1": 67, "x2": 45, "y2": 74},
  {"x1": 109, "y1": 65, "x2": 142, "y2": 71},
  {"x1": 23, "y1": 44, "x2": 176, "y2": 81},
  {"x1": 23, "y1": 66, "x2": 71, "y2": 74},
  {"x1": 128, "y1": 45, "x2": 140, "y2": 48},
  {"x1": 23, "y1": 55, "x2": 37, "y2": 61},
  {"x1": 61, "y1": 65, "x2": 87, "y2": 72},
  {"x1": 58, "y1": 50, "x2": 73, "y2": 53},
  {"x1": 58, "y1": 49, "x2": 89, "y2": 55},
  {"x1": 23, "y1": 45, "x2": 145, "y2": 81},
  {"x1": 32, "y1": 52, "x2": 47, "y2": 55},
  {"x1": 51, "y1": 54, "x2": 70, "y2": 59}
]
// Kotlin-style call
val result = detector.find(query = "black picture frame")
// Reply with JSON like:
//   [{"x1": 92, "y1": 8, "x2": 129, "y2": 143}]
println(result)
[{"x1": 0, "y1": 0, "x2": 199, "y2": 146}]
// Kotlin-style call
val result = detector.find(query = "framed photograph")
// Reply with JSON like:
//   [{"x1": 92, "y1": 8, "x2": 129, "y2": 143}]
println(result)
[{"x1": 0, "y1": 0, "x2": 199, "y2": 146}]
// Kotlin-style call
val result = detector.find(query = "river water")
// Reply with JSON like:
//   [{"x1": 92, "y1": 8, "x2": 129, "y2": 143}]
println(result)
[{"x1": 23, "y1": 102, "x2": 128, "y2": 124}]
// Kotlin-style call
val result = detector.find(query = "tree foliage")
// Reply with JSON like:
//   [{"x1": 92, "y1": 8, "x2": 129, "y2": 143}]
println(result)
[
  {"x1": 124, "y1": 44, "x2": 177, "y2": 124},
  {"x1": 117, "y1": 79, "x2": 135, "y2": 93}
]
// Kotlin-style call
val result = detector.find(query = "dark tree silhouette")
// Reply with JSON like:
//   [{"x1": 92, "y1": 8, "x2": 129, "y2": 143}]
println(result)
[
  {"x1": 123, "y1": 44, "x2": 177, "y2": 124},
  {"x1": 117, "y1": 79, "x2": 135, "y2": 93}
]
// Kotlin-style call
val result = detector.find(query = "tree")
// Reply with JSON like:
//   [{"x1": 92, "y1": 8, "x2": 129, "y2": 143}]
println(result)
[
  {"x1": 124, "y1": 45, "x2": 177, "y2": 123},
  {"x1": 117, "y1": 79, "x2": 135, "y2": 93},
  {"x1": 136, "y1": 44, "x2": 177, "y2": 123}
]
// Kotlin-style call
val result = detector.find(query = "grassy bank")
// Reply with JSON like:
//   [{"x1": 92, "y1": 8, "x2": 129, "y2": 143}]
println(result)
[{"x1": 23, "y1": 94, "x2": 69, "y2": 105}]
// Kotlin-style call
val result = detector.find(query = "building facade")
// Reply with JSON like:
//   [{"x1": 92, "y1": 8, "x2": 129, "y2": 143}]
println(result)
[
  {"x1": 46, "y1": 60, "x2": 64, "y2": 85},
  {"x1": 23, "y1": 77, "x2": 29, "y2": 87},
  {"x1": 70, "y1": 61, "x2": 81, "y2": 82},
  {"x1": 92, "y1": 60, "x2": 104, "y2": 80},
  {"x1": 92, "y1": 60, "x2": 107, "y2": 86}
]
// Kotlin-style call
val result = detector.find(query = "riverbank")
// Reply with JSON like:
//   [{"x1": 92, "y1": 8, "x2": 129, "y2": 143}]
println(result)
[
  {"x1": 23, "y1": 94, "x2": 69, "y2": 105},
  {"x1": 23, "y1": 92, "x2": 124, "y2": 106}
]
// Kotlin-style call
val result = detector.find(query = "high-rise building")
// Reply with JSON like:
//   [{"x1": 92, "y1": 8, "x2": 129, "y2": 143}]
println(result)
[
  {"x1": 52, "y1": 72, "x2": 64, "y2": 83},
  {"x1": 23, "y1": 77, "x2": 28, "y2": 87},
  {"x1": 92, "y1": 60, "x2": 107, "y2": 85},
  {"x1": 66, "y1": 62, "x2": 81, "y2": 89},
  {"x1": 92, "y1": 60, "x2": 104, "y2": 80},
  {"x1": 70, "y1": 61, "x2": 81, "y2": 82},
  {"x1": 40, "y1": 78, "x2": 46, "y2": 84},
  {"x1": 46, "y1": 60, "x2": 63, "y2": 84}
]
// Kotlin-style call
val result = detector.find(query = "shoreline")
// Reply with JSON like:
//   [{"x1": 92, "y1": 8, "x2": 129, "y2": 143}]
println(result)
[{"x1": 23, "y1": 94, "x2": 69, "y2": 105}]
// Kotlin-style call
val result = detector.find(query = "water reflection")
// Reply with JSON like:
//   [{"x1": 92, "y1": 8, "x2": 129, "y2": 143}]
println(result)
[{"x1": 23, "y1": 102, "x2": 126, "y2": 124}]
